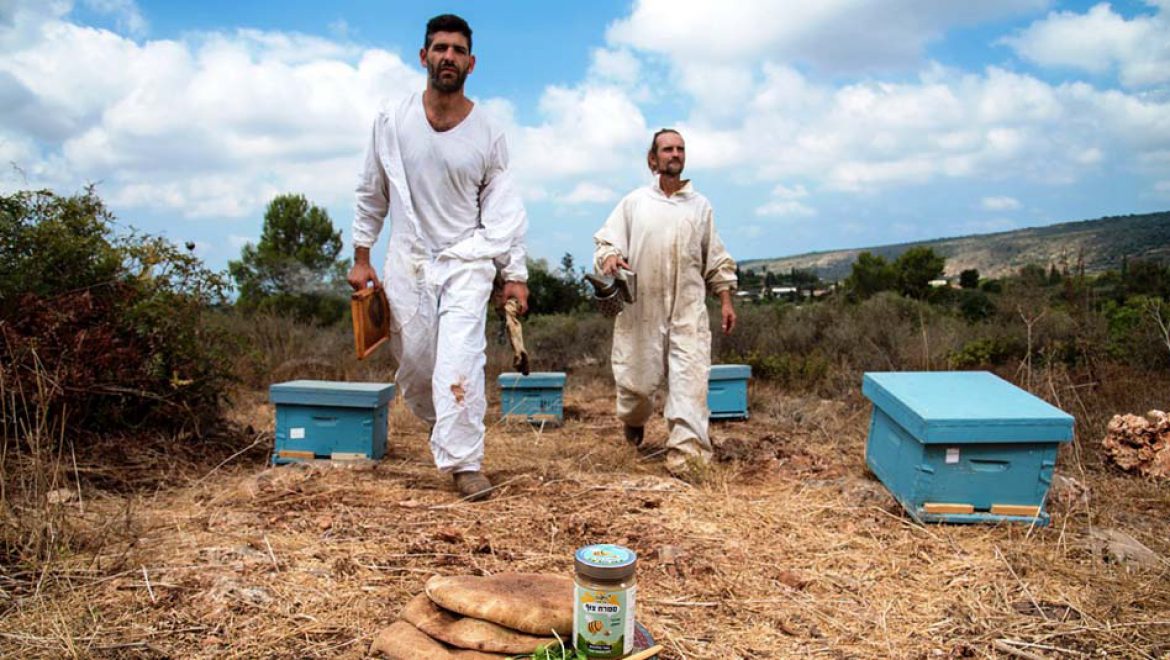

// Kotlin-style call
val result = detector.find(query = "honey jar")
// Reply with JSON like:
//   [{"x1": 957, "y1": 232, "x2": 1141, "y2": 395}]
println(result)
[{"x1": 573, "y1": 544, "x2": 637, "y2": 658}]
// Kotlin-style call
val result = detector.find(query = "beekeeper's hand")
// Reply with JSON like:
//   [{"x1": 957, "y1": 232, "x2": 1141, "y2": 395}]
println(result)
[
  {"x1": 601, "y1": 254, "x2": 631, "y2": 276},
  {"x1": 503, "y1": 281, "x2": 529, "y2": 315},
  {"x1": 348, "y1": 248, "x2": 381, "y2": 290},
  {"x1": 720, "y1": 290, "x2": 737, "y2": 336}
]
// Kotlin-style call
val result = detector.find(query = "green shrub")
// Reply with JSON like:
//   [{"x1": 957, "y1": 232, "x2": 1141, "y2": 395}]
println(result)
[
  {"x1": 947, "y1": 337, "x2": 1024, "y2": 369},
  {"x1": 1101, "y1": 296, "x2": 1170, "y2": 367},
  {"x1": 957, "y1": 289, "x2": 995, "y2": 322},
  {"x1": 513, "y1": 313, "x2": 613, "y2": 374},
  {"x1": 1, "y1": 188, "x2": 233, "y2": 434},
  {"x1": 731, "y1": 349, "x2": 832, "y2": 391}
]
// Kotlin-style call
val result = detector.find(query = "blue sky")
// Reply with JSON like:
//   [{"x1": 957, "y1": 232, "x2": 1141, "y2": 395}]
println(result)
[{"x1": 3, "y1": 0, "x2": 1169, "y2": 278}]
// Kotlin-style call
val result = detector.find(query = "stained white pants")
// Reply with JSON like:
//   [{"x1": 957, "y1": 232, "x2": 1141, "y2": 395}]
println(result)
[
  {"x1": 388, "y1": 258, "x2": 494, "y2": 472},
  {"x1": 614, "y1": 317, "x2": 713, "y2": 460}
]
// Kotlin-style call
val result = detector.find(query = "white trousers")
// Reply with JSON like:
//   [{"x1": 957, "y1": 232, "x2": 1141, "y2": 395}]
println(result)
[
  {"x1": 613, "y1": 321, "x2": 713, "y2": 460},
  {"x1": 388, "y1": 258, "x2": 494, "y2": 473}
]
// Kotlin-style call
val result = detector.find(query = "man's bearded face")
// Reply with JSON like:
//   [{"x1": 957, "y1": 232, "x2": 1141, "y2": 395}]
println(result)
[
  {"x1": 424, "y1": 32, "x2": 472, "y2": 93},
  {"x1": 651, "y1": 132, "x2": 686, "y2": 176}
]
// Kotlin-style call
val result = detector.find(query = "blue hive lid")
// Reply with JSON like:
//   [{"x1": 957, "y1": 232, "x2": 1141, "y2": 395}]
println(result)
[
  {"x1": 710, "y1": 364, "x2": 752, "y2": 380},
  {"x1": 862, "y1": 371, "x2": 1074, "y2": 444},
  {"x1": 498, "y1": 372, "x2": 567, "y2": 389},
  {"x1": 269, "y1": 380, "x2": 396, "y2": 408}
]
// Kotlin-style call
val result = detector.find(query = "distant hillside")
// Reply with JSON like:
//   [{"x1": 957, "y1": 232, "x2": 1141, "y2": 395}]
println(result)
[{"x1": 740, "y1": 211, "x2": 1170, "y2": 281}]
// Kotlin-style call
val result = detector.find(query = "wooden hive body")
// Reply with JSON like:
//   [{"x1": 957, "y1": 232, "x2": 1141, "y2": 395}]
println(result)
[
  {"x1": 269, "y1": 380, "x2": 396, "y2": 464},
  {"x1": 862, "y1": 371, "x2": 1073, "y2": 525}
]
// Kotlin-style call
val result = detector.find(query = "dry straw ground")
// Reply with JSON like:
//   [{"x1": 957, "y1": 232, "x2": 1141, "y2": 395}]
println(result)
[{"x1": 2, "y1": 378, "x2": 1168, "y2": 659}]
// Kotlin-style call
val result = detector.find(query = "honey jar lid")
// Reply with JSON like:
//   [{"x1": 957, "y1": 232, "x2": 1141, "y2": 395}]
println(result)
[{"x1": 575, "y1": 544, "x2": 637, "y2": 582}]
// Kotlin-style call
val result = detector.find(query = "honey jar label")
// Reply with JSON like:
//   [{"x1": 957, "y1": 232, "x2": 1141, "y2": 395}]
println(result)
[{"x1": 573, "y1": 584, "x2": 635, "y2": 658}]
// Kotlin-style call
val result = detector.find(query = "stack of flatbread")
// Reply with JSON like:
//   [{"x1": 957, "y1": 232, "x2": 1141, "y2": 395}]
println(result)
[{"x1": 370, "y1": 573, "x2": 573, "y2": 659}]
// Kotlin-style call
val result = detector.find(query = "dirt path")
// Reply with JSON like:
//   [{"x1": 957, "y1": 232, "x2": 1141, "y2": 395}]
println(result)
[{"x1": 2, "y1": 381, "x2": 1167, "y2": 658}]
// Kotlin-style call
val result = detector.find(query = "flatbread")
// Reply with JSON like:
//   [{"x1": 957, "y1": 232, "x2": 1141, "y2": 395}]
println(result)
[
  {"x1": 369, "y1": 620, "x2": 509, "y2": 659},
  {"x1": 425, "y1": 573, "x2": 573, "y2": 636},
  {"x1": 401, "y1": 592, "x2": 553, "y2": 654}
]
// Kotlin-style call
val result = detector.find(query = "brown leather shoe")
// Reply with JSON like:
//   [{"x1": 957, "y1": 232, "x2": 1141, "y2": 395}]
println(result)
[
  {"x1": 453, "y1": 471, "x2": 493, "y2": 501},
  {"x1": 624, "y1": 425, "x2": 644, "y2": 447}
]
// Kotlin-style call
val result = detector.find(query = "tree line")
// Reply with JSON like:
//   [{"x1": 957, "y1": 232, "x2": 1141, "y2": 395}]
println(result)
[
  {"x1": 4, "y1": 187, "x2": 1167, "y2": 438},
  {"x1": 229, "y1": 193, "x2": 591, "y2": 324}
]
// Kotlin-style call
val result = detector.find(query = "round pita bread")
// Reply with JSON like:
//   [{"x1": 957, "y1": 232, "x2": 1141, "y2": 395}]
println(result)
[
  {"x1": 401, "y1": 592, "x2": 554, "y2": 654},
  {"x1": 425, "y1": 573, "x2": 573, "y2": 636},
  {"x1": 369, "y1": 620, "x2": 509, "y2": 659}
]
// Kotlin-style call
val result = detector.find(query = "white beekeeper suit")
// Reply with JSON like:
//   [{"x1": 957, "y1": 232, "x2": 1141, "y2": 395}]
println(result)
[
  {"x1": 353, "y1": 92, "x2": 527, "y2": 473},
  {"x1": 594, "y1": 179, "x2": 736, "y2": 463}
]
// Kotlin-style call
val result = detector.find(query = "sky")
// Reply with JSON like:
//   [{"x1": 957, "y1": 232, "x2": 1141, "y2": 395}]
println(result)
[{"x1": 2, "y1": 0, "x2": 1170, "y2": 277}]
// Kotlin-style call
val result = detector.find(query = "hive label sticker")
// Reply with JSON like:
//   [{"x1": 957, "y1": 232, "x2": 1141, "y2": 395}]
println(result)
[
  {"x1": 946, "y1": 447, "x2": 960, "y2": 464},
  {"x1": 291, "y1": 427, "x2": 305, "y2": 439}
]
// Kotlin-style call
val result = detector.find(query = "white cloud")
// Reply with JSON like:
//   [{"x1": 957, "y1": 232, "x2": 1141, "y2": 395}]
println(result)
[
  {"x1": 0, "y1": 6, "x2": 422, "y2": 219},
  {"x1": 669, "y1": 125, "x2": 745, "y2": 171},
  {"x1": 756, "y1": 182, "x2": 816, "y2": 217},
  {"x1": 691, "y1": 64, "x2": 1170, "y2": 193},
  {"x1": 0, "y1": 4, "x2": 653, "y2": 225},
  {"x1": 507, "y1": 85, "x2": 648, "y2": 185},
  {"x1": 596, "y1": 1, "x2": 1170, "y2": 201},
  {"x1": 560, "y1": 182, "x2": 619, "y2": 205},
  {"x1": 755, "y1": 199, "x2": 816, "y2": 217},
  {"x1": 608, "y1": 0, "x2": 1048, "y2": 72},
  {"x1": 1003, "y1": 2, "x2": 1170, "y2": 88},
  {"x1": 4, "y1": 0, "x2": 1169, "y2": 256},
  {"x1": 0, "y1": 131, "x2": 36, "y2": 167},
  {"x1": 82, "y1": 0, "x2": 147, "y2": 37},
  {"x1": 606, "y1": 0, "x2": 1052, "y2": 126},
  {"x1": 588, "y1": 48, "x2": 641, "y2": 87},
  {"x1": 772, "y1": 183, "x2": 808, "y2": 198},
  {"x1": 982, "y1": 195, "x2": 1021, "y2": 210}
]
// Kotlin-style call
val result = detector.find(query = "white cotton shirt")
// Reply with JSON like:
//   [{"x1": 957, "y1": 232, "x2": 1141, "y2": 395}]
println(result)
[
  {"x1": 353, "y1": 92, "x2": 527, "y2": 283},
  {"x1": 396, "y1": 95, "x2": 505, "y2": 254},
  {"x1": 353, "y1": 92, "x2": 528, "y2": 329}
]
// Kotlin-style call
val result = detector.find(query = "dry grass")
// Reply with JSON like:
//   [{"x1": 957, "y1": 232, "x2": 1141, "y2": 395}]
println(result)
[{"x1": 1, "y1": 378, "x2": 1168, "y2": 659}]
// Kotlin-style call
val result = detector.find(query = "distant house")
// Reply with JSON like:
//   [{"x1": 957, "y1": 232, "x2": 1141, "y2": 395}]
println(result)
[{"x1": 928, "y1": 279, "x2": 949, "y2": 288}]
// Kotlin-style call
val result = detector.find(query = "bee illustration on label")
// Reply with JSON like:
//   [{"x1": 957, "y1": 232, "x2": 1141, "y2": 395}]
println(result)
[{"x1": 587, "y1": 619, "x2": 603, "y2": 634}]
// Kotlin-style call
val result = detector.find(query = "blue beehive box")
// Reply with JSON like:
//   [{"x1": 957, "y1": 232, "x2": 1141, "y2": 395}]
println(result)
[
  {"x1": 862, "y1": 371, "x2": 1074, "y2": 525},
  {"x1": 709, "y1": 364, "x2": 751, "y2": 420},
  {"x1": 498, "y1": 372, "x2": 566, "y2": 425},
  {"x1": 269, "y1": 380, "x2": 396, "y2": 464}
]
